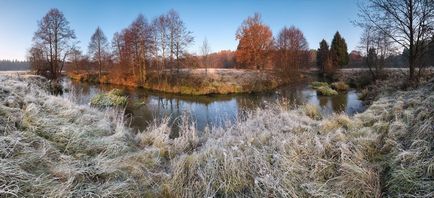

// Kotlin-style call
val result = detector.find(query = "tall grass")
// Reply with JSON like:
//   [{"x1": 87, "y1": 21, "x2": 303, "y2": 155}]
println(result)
[{"x1": 0, "y1": 74, "x2": 433, "y2": 197}]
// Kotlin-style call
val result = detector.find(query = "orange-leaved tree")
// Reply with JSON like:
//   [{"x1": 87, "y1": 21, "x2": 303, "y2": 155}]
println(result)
[{"x1": 235, "y1": 13, "x2": 273, "y2": 70}]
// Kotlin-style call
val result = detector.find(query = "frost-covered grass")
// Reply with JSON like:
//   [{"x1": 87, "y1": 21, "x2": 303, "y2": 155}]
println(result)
[
  {"x1": 0, "y1": 75, "x2": 163, "y2": 197},
  {"x1": 1, "y1": 74, "x2": 433, "y2": 197}
]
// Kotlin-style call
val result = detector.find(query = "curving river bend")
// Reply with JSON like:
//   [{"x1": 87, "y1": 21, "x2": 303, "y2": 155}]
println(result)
[{"x1": 62, "y1": 78, "x2": 364, "y2": 132}]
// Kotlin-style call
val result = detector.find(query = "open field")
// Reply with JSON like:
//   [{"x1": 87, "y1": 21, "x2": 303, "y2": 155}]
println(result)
[
  {"x1": 335, "y1": 67, "x2": 434, "y2": 80},
  {"x1": 0, "y1": 70, "x2": 31, "y2": 76},
  {"x1": 1, "y1": 73, "x2": 433, "y2": 197}
]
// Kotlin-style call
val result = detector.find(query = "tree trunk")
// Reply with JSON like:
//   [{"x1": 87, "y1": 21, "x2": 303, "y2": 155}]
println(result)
[
  {"x1": 408, "y1": 0, "x2": 415, "y2": 81},
  {"x1": 99, "y1": 61, "x2": 102, "y2": 80}
]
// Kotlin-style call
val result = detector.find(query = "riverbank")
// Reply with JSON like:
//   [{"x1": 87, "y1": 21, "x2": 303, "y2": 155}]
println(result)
[
  {"x1": 67, "y1": 68, "x2": 294, "y2": 95},
  {"x1": 1, "y1": 74, "x2": 433, "y2": 197},
  {"x1": 63, "y1": 75, "x2": 365, "y2": 132}
]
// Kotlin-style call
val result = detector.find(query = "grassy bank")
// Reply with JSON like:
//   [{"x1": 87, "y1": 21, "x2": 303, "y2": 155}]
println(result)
[
  {"x1": 68, "y1": 68, "x2": 286, "y2": 95},
  {"x1": 1, "y1": 74, "x2": 433, "y2": 197}
]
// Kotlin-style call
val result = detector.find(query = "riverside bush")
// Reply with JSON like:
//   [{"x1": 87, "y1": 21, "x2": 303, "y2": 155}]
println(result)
[
  {"x1": 90, "y1": 89, "x2": 128, "y2": 107},
  {"x1": 331, "y1": 81, "x2": 350, "y2": 91}
]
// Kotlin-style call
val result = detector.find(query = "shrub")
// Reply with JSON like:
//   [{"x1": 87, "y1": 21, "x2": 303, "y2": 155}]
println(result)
[
  {"x1": 109, "y1": 88, "x2": 126, "y2": 96},
  {"x1": 310, "y1": 81, "x2": 338, "y2": 96},
  {"x1": 331, "y1": 81, "x2": 349, "y2": 92},
  {"x1": 90, "y1": 89, "x2": 128, "y2": 107},
  {"x1": 310, "y1": 81, "x2": 329, "y2": 89},
  {"x1": 316, "y1": 85, "x2": 338, "y2": 96},
  {"x1": 322, "y1": 114, "x2": 354, "y2": 131},
  {"x1": 358, "y1": 88, "x2": 369, "y2": 100},
  {"x1": 303, "y1": 103, "x2": 321, "y2": 119}
]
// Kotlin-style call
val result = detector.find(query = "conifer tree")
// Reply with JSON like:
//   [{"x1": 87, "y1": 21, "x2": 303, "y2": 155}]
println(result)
[
  {"x1": 330, "y1": 31, "x2": 349, "y2": 67},
  {"x1": 317, "y1": 39, "x2": 333, "y2": 75}
]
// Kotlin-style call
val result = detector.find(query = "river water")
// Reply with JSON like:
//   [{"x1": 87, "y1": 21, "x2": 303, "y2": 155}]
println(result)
[{"x1": 62, "y1": 78, "x2": 364, "y2": 132}]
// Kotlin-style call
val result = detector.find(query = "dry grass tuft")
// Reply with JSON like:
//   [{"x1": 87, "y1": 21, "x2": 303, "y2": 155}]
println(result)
[
  {"x1": 303, "y1": 103, "x2": 321, "y2": 120},
  {"x1": 331, "y1": 81, "x2": 350, "y2": 92}
]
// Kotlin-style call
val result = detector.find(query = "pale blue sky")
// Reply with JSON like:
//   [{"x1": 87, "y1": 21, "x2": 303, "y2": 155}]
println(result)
[{"x1": 0, "y1": 0, "x2": 361, "y2": 60}]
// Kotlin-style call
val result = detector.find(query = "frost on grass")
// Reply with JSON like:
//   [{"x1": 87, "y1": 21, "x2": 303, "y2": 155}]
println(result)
[
  {"x1": 0, "y1": 75, "x2": 165, "y2": 197},
  {"x1": 1, "y1": 74, "x2": 433, "y2": 197}
]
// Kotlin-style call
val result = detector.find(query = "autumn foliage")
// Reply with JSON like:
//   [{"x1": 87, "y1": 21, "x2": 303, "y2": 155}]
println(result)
[
  {"x1": 29, "y1": 9, "x2": 325, "y2": 86},
  {"x1": 234, "y1": 13, "x2": 311, "y2": 78},
  {"x1": 235, "y1": 13, "x2": 273, "y2": 70}
]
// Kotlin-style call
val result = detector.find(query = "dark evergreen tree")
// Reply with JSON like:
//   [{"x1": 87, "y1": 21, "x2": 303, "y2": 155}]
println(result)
[
  {"x1": 317, "y1": 39, "x2": 333, "y2": 75},
  {"x1": 330, "y1": 31, "x2": 349, "y2": 68},
  {"x1": 366, "y1": 48, "x2": 378, "y2": 78},
  {"x1": 425, "y1": 36, "x2": 434, "y2": 67}
]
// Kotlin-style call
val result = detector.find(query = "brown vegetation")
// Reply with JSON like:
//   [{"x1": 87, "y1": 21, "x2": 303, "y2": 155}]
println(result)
[
  {"x1": 69, "y1": 68, "x2": 284, "y2": 95},
  {"x1": 235, "y1": 13, "x2": 273, "y2": 70},
  {"x1": 28, "y1": 9, "x2": 319, "y2": 94},
  {"x1": 62, "y1": 11, "x2": 314, "y2": 94}
]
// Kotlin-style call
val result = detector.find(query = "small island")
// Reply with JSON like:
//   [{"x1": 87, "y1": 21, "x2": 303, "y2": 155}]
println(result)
[{"x1": 68, "y1": 68, "x2": 286, "y2": 95}]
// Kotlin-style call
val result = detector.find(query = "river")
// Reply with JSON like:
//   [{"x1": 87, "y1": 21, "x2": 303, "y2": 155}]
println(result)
[{"x1": 62, "y1": 78, "x2": 364, "y2": 133}]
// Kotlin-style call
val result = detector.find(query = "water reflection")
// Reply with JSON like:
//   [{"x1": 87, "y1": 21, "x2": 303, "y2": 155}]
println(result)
[{"x1": 63, "y1": 78, "x2": 364, "y2": 132}]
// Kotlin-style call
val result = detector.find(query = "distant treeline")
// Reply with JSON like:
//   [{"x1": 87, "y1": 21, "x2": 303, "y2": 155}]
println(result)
[
  {"x1": 28, "y1": 5, "x2": 434, "y2": 82},
  {"x1": 0, "y1": 60, "x2": 30, "y2": 71},
  {"x1": 345, "y1": 50, "x2": 411, "y2": 69}
]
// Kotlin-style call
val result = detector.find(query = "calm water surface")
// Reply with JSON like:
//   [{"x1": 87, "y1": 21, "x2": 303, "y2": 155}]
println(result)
[{"x1": 62, "y1": 78, "x2": 364, "y2": 132}]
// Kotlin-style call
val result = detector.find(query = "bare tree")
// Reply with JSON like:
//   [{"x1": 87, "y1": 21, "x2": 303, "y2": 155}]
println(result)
[
  {"x1": 70, "y1": 47, "x2": 83, "y2": 72},
  {"x1": 357, "y1": 0, "x2": 434, "y2": 81},
  {"x1": 31, "y1": 8, "x2": 76, "y2": 80},
  {"x1": 88, "y1": 27, "x2": 109, "y2": 79},
  {"x1": 152, "y1": 15, "x2": 169, "y2": 71},
  {"x1": 167, "y1": 10, "x2": 177, "y2": 68},
  {"x1": 166, "y1": 10, "x2": 194, "y2": 72},
  {"x1": 275, "y1": 26, "x2": 309, "y2": 76},
  {"x1": 89, "y1": 9, "x2": 192, "y2": 85},
  {"x1": 28, "y1": 45, "x2": 47, "y2": 75},
  {"x1": 148, "y1": 20, "x2": 159, "y2": 71},
  {"x1": 111, "y1": 32, "x2": 123, "y2": 64},
  {"x1": 110, "y1": 30, "x2": 133, "y2": 79},
  {"x1": 127, "y1": 14, "x2": 154, "y2": 85},
  {"x1": 359, "y1": 25, "x2": 397, "y2": 79},
  {"x1": 201, "y1": 37, "x2": 211, "y2": 73}
]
